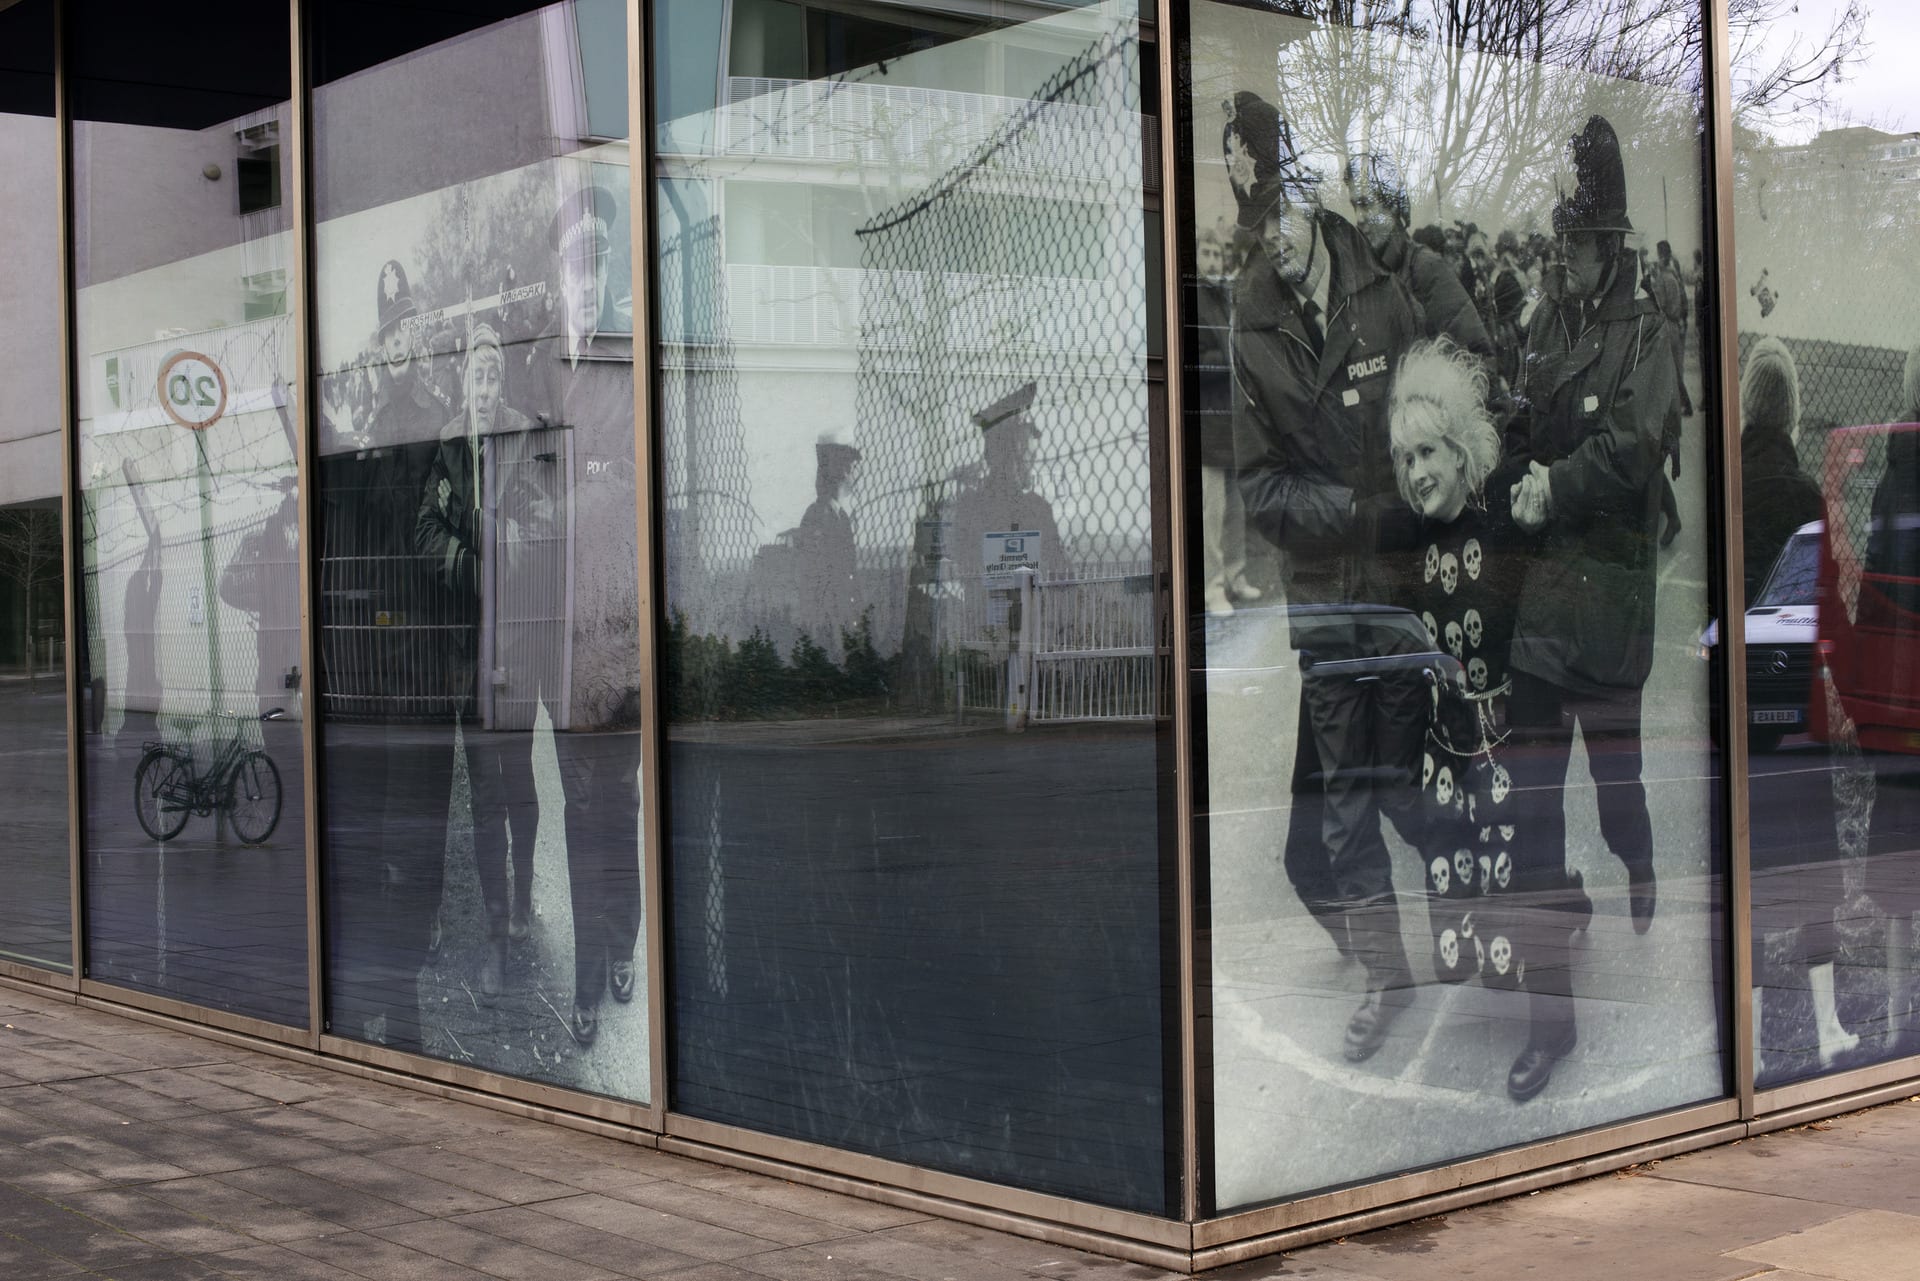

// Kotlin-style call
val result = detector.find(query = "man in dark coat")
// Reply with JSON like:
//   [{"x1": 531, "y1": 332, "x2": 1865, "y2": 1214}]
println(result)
[
  {"x1": 1503, "y1": 115, "x2": 1676, "y2": 1101},
  {"x1": 518, "y1": 181, "x2": 646, "y2": 1050},
  {"x1": 1226, "y1": 91, "x2": 1424, "y2": 1063},
  {"x1": 1343, "y1": 153, "x2": 1491, "y2": 362},
  {"x1": 1738, "y1": 337, "x2": 1821, "y2": 606},
  {"x1": 1655, "y1": 240, "x2": 1694, "y2": 410},
  {"x1": 415, "y1": 323, "x2": 543, "y2": 1006}
]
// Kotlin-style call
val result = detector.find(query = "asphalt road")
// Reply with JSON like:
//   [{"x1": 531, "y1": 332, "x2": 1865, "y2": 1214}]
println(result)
[
  {"x1": 0, "y1": 678, "x2": 73, "y2": 973},
  {"x1": 82, "y1": 710, "x2": 310, "y2": 1026},
  {"x1": 666, "y1": 724, "x2": 1173, "y2": 1218}
]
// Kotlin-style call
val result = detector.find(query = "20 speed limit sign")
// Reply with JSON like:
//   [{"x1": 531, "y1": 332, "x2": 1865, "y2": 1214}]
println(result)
[{"x1": 156, "y1": 351, "x2": 229, "y2": 430}]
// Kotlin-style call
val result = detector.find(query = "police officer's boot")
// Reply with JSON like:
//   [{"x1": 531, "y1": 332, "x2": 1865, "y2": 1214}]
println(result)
[{"x1": 478, "y1": 924, "x2": 508, "y2": 1005}]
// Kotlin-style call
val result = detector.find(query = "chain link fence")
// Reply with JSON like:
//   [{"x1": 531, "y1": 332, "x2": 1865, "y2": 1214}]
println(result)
[
  {"x1": 1739, "y1": 330, "x2": 1913, "y2": 614},
  {"x1": 848, "y1": 24, "x2": 1163, "y2": 717}
]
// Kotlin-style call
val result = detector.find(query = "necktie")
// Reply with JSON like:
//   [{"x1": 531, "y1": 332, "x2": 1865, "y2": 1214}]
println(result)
[{"x1": 1301, "y1": 300, "x2": 1325, "y2": 357}]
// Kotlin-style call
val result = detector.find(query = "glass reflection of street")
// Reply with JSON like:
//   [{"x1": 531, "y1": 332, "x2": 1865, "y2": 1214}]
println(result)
[
  {"x1": 0, "y1": 677, "x2": 72, "y2": 971},
  {"x1": 668, "y1": 721, "x2": 1164, "y2": 1214},
  {"x1": 324, "y1": 722, "x2": 649, "y2": 1100},
  {"x1": 83, "y1": 710, "x2": 308, "y2": 1026},
  {"x1": 1751, "y1": 739, "x2": 1920, "y2": 1085}
]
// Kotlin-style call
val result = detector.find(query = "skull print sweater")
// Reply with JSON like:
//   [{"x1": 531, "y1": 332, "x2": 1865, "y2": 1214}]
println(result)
[{"x1": 1379, "y1": 459, "x2": 1536, "y2": 988}]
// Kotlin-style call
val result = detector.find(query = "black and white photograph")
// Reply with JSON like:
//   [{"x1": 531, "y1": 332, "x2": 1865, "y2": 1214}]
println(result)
[
  {"x1": 1186, "y1": 0, "x2": 1723, "y2": 1209},
  {"x1": 306, "y1": 4, "x2": 649, "y2": 1100}
]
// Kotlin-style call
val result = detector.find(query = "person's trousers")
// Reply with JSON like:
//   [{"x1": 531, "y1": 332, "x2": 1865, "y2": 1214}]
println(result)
[
  {"x1": 469, "y1": 710, "x2": 645, "y2": 1011},
  {"x1": 1282, "y1": 668, "x2": 1428, "y2": 978},
  {"x1": 1504, "y1": 669, "x2": 1654, "y2": 1034},
  {"x1": 325, "y1": 724, "x2": 456, "y2": 1056},
  {"x1": 1201, "y1": 463, "x2": 1249, "y2": 596}
]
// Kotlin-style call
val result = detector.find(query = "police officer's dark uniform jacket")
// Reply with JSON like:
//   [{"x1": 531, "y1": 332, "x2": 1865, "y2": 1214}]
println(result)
[
  {"x1": 1508, "y1": 252, "x2": 1675, "y2": 696},
  {"x1": 1233, "y1": 210, "x2": 1421, "y2": 635},
  {"x1": 1232, "y1": 206, "x2": 1427, "y2": 1015}
]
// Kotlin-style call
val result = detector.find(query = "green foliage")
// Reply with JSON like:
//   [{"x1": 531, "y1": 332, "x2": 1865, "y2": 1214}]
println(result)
[{"x1": 663, "y1": 607, "x2": 897, "y2": 721}]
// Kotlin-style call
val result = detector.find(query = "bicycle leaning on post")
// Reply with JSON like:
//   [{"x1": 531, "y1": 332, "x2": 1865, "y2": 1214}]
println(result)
[{"x1": 132, "y1": 709, "x2": 287, "y2": 846}]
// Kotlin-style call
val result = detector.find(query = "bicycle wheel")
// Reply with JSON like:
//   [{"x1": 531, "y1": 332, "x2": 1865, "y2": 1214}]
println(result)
[
  {"x1": 133, "y1": 749, "x2": 191, "y2": 842},
  {"x1": 226, "y1": 750, "x2": 283, "y2": 845}
]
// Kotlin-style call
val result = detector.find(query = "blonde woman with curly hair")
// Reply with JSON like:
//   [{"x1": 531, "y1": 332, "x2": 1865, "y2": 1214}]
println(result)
[{"x1": 1383, "y1": 340, "x2": 1585, "y2": 1099}]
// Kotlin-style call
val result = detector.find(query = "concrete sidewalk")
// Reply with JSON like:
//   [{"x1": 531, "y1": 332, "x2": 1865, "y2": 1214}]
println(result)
[{"x1": 1, "y1": 984, "x2": 1915, "y2": 1281}]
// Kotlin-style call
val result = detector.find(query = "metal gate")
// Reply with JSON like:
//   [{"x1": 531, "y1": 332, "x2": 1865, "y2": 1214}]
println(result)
[{"x1": 951, "y1": 569, "x2": 1167, "y2": 726}]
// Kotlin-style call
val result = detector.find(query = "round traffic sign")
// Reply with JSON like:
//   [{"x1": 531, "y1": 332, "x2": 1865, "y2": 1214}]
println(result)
[{"x1": 156, "y1": 350, "x2": 229, "y2": 430}]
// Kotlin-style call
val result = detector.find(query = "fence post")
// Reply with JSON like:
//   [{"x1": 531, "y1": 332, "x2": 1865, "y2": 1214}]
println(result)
[{"x1": 1005, "y1": 568, "x2": 1035, "y2": 732}]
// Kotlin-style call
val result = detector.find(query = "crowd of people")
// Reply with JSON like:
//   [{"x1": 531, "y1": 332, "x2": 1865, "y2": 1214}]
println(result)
[{"x1": 1207, "y1": 95, "x2": 1691, "y2": 1102}]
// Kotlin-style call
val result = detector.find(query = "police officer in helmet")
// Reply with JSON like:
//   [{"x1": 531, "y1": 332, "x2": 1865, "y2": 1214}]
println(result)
[{"x1": 1226, "y1": 90, "x2": 1426, "y2": 1064}]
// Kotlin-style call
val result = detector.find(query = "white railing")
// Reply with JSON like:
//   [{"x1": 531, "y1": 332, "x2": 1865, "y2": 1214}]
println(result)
[{"x1": 949, "y1": 568, "x2": 1166, "y2": 724}]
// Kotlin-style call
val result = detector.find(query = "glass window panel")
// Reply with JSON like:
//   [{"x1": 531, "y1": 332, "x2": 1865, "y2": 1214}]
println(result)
[
  {"x1": 1736, "y1": 2, "x2": 1920, "y2": 1088},
  {"x1": 652, "y1": 0, "x2": 1172, "y2": 1214},
  {"x1": 313, "y1": 1, "x2": 649, "y2": 1102},
  {"x1": 1184, "y1": 0, "x2": 1728, "y2": 1209},
  {"x1": 0, "y1": 0, "x2": 69, "y2": 974},
  {"x1": 71, "y1": 1, "x2": 307, "y2": 1023}
]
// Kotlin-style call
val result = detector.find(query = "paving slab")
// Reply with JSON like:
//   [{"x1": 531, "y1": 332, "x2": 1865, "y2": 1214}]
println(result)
[
  {"x1": 537, "y1": 1190, "x2": 786, "y2": 1262},
  {"x1": 1653, "y1": 1130, "x2": 1920, "y2": 1216},
  {"x1": 370, "y1": 1215, "x2": 627, "y2": 1281},
  {"x1": 1729, "y1": 1208, "x2": 1920, "y2": 1280},
  {"x1": 140, "y1": 1172, "x2": 347, "y2": 1243},
  {"x1": 279, "y1": 1227, "x2": 503, "y2": 1280},
  {"x1": 601, "y1": 1177, "x2": 863, "y2": 1247},
  {"x1": 447, "y1": 1202, "x2": 711, "y2": 1277},
  {"x1": 197, "y1": 1241, "x2": 392, "y2": 1280},
  {"x1": 290, "y1": 1152, "x2": 510, "y2": 1217},
  {"x1": 4, "y1": 984, "x2": 1920, "y2": 1279}
]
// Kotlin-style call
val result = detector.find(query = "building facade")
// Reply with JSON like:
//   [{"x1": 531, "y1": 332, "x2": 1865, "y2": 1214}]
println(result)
[{"x1": 0, "y1": 0, "x2": 1917, "y2": 1269}]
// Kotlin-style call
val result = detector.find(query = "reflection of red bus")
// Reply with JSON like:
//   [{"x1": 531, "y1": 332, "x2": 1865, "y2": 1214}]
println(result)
[{"x1": 1812, "y1": 422, "x2": 1920, "y2": 752}]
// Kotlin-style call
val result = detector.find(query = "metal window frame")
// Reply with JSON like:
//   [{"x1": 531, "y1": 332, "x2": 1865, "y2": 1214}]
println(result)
[
  {"x1": 11, "y1": 0, "x2": 1920, "y2": 1272},
  {"x1": 290, "y1": 0, "x2": 326, "y2": 1052},
  {"x1": 56, "y1": 0, "x2": 84, "y2": 994},
  {"x1": 1705, "y1": 0, "x2": 1756, "y2": 1121}
]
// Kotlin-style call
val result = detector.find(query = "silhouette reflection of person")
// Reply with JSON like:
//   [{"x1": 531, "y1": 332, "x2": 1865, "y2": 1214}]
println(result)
[
  {"x1": 948, "y1": 382, "x2": 1064, "y2": 580},
  {"x1": 417, "y1": 323, "x2": 538, "y2": 1004},
  {"x1": 529, "y1": 184, "x2": 644, "y2": 1049},
  {"x1": 790, "y1": 438, "x2": 861, "y2": 639},
  {"x1": 1196, "y1": 236, "x2": 1260, "y2": 618},
  {"x1": 120, "y1": 458, "x2": 163, "y2": 742},
  {"x1": 217, "y1": 475, "x2": 298, "y2": 713}
]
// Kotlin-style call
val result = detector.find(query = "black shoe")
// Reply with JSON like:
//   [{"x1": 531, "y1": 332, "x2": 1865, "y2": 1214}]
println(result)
[
  {"x1": 1343, "y1": 986, "x2": 1410, "y2": 1062},
  {"x1": 1507, "y1": 1022, "x2": 1577, "y2": 1102},
  {"x1": 1566, "y1": 869, "x2": 1593, "y2": 932},
  {"x1": 610, "y1": 960, "x2": 636, "y2": 1004},
  {"x1": 478, "y1": 937, "x2": 506, "y2": 1005},
  {"x1": 1627, "y1": 862, "x2": 1657, "y2": 934},
  {"x1": 568, "y1": 1002, "x2": 598, "y2": 1048}
]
